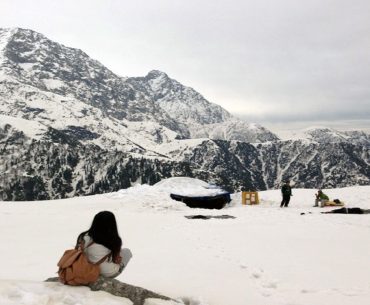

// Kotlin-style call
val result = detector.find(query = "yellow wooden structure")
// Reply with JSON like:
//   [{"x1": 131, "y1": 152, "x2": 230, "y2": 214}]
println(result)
[
  {"x1": 322, "y1": 200, "x2": 345, "y2": 207},
  {"x1": 242, "y1": 191, "x2": 259, "y2": 205}
]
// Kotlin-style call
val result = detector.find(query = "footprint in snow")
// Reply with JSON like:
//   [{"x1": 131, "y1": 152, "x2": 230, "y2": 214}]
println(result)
[
  {"x1": 249, "y1": 268, "x2": 279, "y2": 298},
  {"x1": 300, "y1": 288, "x2": 317, "y2": 294},
  {"x1": 251, "y1": 269, "x2": 263, "y2": 279},
  {"x1": 262, "y1": 281, "x2": 278, "y2": 289}
]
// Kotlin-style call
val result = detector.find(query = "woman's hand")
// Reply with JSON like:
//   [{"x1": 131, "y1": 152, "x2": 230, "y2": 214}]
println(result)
[{"x1": 113, "y1": 255, "x2": 122, "y2": 264}]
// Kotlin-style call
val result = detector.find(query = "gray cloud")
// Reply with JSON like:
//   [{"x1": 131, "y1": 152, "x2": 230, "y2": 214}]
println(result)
[{"x1": 1, "y1": 0, "x2": 369, "y2": 127}]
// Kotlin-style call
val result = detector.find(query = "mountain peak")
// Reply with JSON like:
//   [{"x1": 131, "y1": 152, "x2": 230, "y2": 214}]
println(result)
[
  {"x1": 145, "y1": 70, "x2": 169, "y2": 80},
  {"x1": 0, "y1": 27, "x2": 17, "y2": 35},
  {"x1": 0, "y1": 27, "x2": 47, "y2": 44},
  {"x1": 1, "y1": 27, "x2": 89, "y2": 68}
]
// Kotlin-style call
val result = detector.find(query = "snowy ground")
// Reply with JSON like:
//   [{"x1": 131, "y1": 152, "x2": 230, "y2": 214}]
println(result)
[{"x1": 1, "y1": 182, "x2": 370, "y2": 305}]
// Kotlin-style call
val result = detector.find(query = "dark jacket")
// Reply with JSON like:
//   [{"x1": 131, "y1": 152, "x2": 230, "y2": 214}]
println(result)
[{"x1": 281, "y1": 184, "x2": 292, "y2": 197}]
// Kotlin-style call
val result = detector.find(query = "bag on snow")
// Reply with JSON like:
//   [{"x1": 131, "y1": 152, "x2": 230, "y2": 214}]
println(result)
[{"x1": 57, "y1": 241, "x2": 109, "y2": 286}]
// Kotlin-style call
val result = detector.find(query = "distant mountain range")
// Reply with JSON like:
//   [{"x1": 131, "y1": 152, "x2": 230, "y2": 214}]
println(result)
[{"x1": 0, "y1": 28, "x2": 369, "y2": 200}]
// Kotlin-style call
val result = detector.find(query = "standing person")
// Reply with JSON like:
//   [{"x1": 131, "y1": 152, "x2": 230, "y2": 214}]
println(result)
[
  {"x1": 76, "y1": 211, "x2": 132, "y2": 278},
  {"x1": 314, "y1": 190, "x2": 329, "y2": 207},
  {"x1": 280, "y1": 180, "x2": 292, "y2": 207}
]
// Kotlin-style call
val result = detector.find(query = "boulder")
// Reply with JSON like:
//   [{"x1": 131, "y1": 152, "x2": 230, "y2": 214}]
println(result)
[{"x1": 46, "y1": 277, "x2": 182, "y2": 305}]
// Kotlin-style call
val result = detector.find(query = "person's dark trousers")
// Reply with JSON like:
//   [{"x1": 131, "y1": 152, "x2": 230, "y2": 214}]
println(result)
[{"x1": 280, "y1": 195, "x2": 291, "y2": 207}]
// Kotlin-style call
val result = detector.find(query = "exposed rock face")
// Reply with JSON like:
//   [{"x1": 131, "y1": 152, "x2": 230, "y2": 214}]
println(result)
[{"x1": 45, "y1": 277, "x2": 180, "y2": 305}]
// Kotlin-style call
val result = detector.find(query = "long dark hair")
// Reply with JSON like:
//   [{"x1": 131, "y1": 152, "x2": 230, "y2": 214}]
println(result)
[{"x1": 77, "y1": 211, "x2": 122, "y2": 261}]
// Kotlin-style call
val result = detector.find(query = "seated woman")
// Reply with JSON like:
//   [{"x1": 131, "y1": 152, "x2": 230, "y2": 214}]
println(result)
[
  {"x1": 314, "y1": 190, "x2": 329, "y2": 207},
  {"x1": 76, "y1": 211, "x2": 132, "y2": 278}
]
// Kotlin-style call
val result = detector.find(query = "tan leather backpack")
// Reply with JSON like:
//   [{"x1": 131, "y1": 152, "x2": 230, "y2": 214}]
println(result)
[{"x1": 57, "y1": 241, "x2": 109, "y2": 285}]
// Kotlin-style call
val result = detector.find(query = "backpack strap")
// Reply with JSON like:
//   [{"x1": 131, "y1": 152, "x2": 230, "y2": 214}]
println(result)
[
  {"x1": 83, "y1": 240, "x2": 111, "y2": 265},
  {"x1": 94, "y1": 253, "x2": 111, "y2": 265},
  {"x1": 76, "y1": 239, "x2": 94, "y2": 250},
  {"x1": 85, "y1": 241, "x2": 95, "y2": 249}
]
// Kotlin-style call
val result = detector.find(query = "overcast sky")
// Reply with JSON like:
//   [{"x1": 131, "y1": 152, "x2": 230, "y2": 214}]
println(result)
[{"x1": 1, "y1": 0, "x2": 369, "y2": 132}]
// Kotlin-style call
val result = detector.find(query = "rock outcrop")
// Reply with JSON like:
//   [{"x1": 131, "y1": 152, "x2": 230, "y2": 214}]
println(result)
[{"x1": 46, "y1": 277, "x2": 181, "y2": 305}]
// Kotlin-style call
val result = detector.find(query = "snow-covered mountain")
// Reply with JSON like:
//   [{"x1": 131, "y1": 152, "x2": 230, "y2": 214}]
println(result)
[
  {"x1": 158, "y1": 138, "x2": 370, "y2": 189},
  {"x1": 1, "y1": 122, "x2": 368, "y2": 200},
  {"x1": 0, "y1": 27, "x2": 369, "y2": 200},
  {"x1": 0, "y1": 121, "x2": 204, "y2": 200},
  {"x1": 127, "y1": 70, "x2": 231, "y2": 125},
  {"x1": 127, "y1": 70, "x2": 278, "y2": 142},
  {"x1": 302, "y1": 127, "x2": 370, "y2": 146},
  {"x1": 278, "y1": 126, "x2": 370, "y2": 145},
  {"x1": 0, "y1": 27, "x2": 277, "y2": 152},
  {"x1": 0, "y1": 27, "x2": 189, "y2": 154}
]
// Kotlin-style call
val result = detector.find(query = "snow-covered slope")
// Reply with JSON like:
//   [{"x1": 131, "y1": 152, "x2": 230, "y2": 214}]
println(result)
[
  {"x1": 0, "y1": 114, "x2": 47, "y2": 140},
  {"x1": 188, "y1": 119, "x2": 278, "y2": 143},
  {"x1": 1, "y1": 185, "x2": 370, "y2": 305}
]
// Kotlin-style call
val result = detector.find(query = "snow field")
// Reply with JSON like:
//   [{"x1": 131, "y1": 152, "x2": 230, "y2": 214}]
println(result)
[{"x1": 0, "y1": 185, "x2": 370, "y2": 305}]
